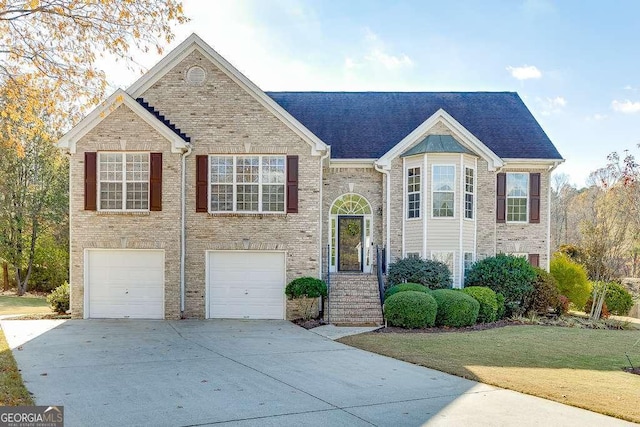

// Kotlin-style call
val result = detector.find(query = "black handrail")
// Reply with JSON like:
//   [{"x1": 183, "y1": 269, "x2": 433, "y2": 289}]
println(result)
[
  {"x1": 376, "y1": 245, "x2": 386, "y2": 306},
  {"x1": 326, "y1": 244, "x2": 331, "y2": 324}
]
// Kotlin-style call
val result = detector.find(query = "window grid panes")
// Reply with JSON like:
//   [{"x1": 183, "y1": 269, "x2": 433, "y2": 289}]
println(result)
[
  {"x1": 463, "y1": 252, "x2": 474, "y2": 278},
  {"x1": 464, "y1": 167, "x2": 474, "y2": 219},
  {"x1": 209, "y1": 155, "x2": 285, "y2": 213},
  {"x1": 506, "y1": 173, "x2": 528, "y2": 222},
  {"x1": 99, "y1": 152, "x2": 149, "y2": 211},
  {"x1": 433, "y1": 165, "x2": 455, "y2": 217},
  {"x1": 407, "y1": 167, "x2": 421, "y2": 219}
]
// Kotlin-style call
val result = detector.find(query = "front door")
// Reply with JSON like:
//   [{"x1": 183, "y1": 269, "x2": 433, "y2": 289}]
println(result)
[{"x1": 338, "y1": 216, "x2": 363, "y2": 272}]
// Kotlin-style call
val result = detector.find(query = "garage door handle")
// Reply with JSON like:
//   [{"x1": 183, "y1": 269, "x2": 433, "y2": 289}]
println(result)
[{"x1": 244, "y1": 291, "x2": 248, "y2": 295}]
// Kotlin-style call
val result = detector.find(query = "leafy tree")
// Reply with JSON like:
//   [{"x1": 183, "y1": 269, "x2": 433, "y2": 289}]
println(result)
[
  {"x1": 0, "y1": 0, "x2": 188, "y2": 152},
  {"x1": 0, "y1": 128, "x2": 68, "y2": 295}
]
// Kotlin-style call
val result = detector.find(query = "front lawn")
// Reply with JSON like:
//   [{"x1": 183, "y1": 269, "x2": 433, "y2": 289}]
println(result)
[
  {"x1": 0, "y1": 329, "x2": 33, "y2": 405},
  {"x1": 339, "y1": 325, "x2": 640, "y2": 422},
  {"x1": 0, "y1": 295, "x2": 50, "y2": 316}
]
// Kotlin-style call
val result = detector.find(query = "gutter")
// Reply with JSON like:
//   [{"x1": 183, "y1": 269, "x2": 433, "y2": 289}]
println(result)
[
  {"x1": 180, "y1": 144, "x2": 193, "y2": 317},
  {"x1": 374, "y1": 163, "x2": 391, "y2": 271},
  {"x1": 318, "y1": 148, "x2": 331, "y2": 279}
]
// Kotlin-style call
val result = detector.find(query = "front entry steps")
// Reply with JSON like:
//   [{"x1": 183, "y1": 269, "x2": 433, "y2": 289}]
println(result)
[{"x1": 324, "y1": 273, "x2": 384, "y2": 325}]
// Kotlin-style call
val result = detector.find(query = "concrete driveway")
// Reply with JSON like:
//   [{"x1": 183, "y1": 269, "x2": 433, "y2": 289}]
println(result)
[{"x1": 0, "y1": 320, "x2": 632, "y2": 427}]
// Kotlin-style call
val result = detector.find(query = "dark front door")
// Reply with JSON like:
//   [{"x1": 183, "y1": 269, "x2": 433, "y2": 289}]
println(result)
[{"x1": 338, "y1": 216, "x2": 363, "y2": 272}]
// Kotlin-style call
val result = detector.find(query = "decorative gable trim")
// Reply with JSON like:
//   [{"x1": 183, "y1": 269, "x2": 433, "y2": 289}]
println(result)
[
  {"x1": 57, "y1": 89, "x2": 189, "y2": 154},
  {"x1": 375, "y1": 109, "x2": 504, "y2": 170},
  {"x1": 127, "y1": 33, "x2": 329, "y2": 156}
]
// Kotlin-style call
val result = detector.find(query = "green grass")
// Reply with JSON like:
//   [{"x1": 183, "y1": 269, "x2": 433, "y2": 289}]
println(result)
[
  {"x1": 0, "y1": 329, "x2": 33, "y2": 405},
  {"x1": 339, "y1": 325, "x2": 640, "y2": 422},
  {"x1": 0, "y1": 295, "x2": 50, "y2": 316}
]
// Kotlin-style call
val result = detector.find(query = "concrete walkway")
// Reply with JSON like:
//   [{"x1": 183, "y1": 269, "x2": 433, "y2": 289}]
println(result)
[{"x1": 1, "y1": 319, "x2": 633, "y2": 427}]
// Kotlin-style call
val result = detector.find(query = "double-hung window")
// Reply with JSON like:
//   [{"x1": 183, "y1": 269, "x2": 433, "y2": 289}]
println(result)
[
  {"x1": 407, "y1": 167, "x2": 421, "y2": 219},
  {"x1": 209, "y1": 155, "x2": 285, "y2": 213},
  {"x1": 98, "y1": 152, "x2": 149, "y2": 211},
  {"x1": 464, "y1": 167, "x2": 474, "y2": 219},
  {"x1": 506, "y1": 173, "x2": 528, "y2": 222},
  {"x1": 432, "y1": 165, "x2": 455, "y2": 217}
]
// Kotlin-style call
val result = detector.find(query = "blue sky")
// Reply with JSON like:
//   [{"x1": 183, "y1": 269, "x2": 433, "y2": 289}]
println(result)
[{"x1": 107, "y1": 0, "x2": 640, "y2": 186}]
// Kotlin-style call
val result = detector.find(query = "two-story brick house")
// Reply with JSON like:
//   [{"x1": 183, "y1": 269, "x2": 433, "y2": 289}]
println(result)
[{"x1": 58, "y1": 34, "x2": 563, "y2": 322}]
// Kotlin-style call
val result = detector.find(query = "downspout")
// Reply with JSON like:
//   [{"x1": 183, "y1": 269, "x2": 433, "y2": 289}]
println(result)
[
  {"x1": 318, "y1": 148, "x2": 330, "y2": 279},
  {"x1": 180, "y1": 144, "x2": 193, "y2": 318},
  {"x1": 375, "y1": 163, "x2": 391, "y2": 271}
]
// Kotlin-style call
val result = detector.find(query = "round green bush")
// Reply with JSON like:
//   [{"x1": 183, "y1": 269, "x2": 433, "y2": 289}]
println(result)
[
  {"x1": 464, "y1": 254, "x2": 536, "y2": 316},
  {"x1": 285, "y1": 277, "x2": 327, "y2": 299},
  {"x1": 431, "y1": 289, "x2": 479, "y2": 327},
  {"x1": 587, "y1": 282, "x2": 634, "y2": 316},
  {"x1": 384, "y1": 283, "x2": 430, "y2": 300},
  {"x1": 47, "y1": 281, "x2": 69, "y2": 314},
  {"x1": 550, "y1": 254, "x2": 590, "y2": 309},
  {"x1": 496, "y1": 293, "x2": 506, "y2": 319},
  {"x1": 461, "y1": 286, "x2": 498, "y2": 323},
  {"x1": 384, "y1": 291, "x2": 437, "y2": 329},
  {"x1": 387, "y1": 257, "x2": 452, "y2": 290},
  {"x1": 525, "y1": 267, "x2": 560, "y2": 315},
  {"x1": 604, "y1": 282, "x2": 634, "y2": 315}
]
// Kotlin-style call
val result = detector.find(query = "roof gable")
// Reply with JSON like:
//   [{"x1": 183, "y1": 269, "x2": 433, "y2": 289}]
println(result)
[
  {"x1": 267, "y1": 92, "x2": 563, "y2": 161},
  {"x1": 127, "y1": 34, "x2": 328, "y2": 155},
  {"x1": 58, "y1": 89, "x2": 189, "y2": 154}
]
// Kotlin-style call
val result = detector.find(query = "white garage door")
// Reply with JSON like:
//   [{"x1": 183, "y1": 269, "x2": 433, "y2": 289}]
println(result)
[
  {"x1": 207, "y1": 251, "x2": 286, "y2": 319},
  {"x1": 87, "y1": 250, "x2": 164, "y2": 319}
]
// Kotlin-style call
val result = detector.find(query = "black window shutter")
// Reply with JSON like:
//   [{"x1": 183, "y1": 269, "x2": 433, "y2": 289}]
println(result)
[
  {"x1": 529, "y1": 173, "x2": 541, "y2": 223},
  {"x1": 286, "y1": 155, "x2": 299, "y2": 213},
  {"x1": 84, "y1": 152, "x2": 97, "y2": 211},
  {"x1": 149, "y1": 153, "x2": 162, "y2": 211},
  {"x1": 196, "y1": 155, "x2": 209, "y2": 212},
  {"x1": 496, "y1": 173, "x2": 506, "y2": 223}
]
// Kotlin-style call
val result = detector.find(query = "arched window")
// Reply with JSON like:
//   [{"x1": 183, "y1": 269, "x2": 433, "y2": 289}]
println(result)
[{"x1": 330, "y1": 193, "x2": 372, "y2": 215}]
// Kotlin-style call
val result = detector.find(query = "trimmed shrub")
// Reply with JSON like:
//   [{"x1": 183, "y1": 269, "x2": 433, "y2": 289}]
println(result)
[
  {"x1": 461, "y1": 286, "x2": 498, "y2": 323},
  {"x1": 586, "y1": 282, "x2": 634, "y2": 316},
  {"x1": 525, "y1": 267, "x2": 561, "y2": 315},
  {"x1": 603, "y1": 282, "x2": 634, "y2": 315},
  {"x1": 550, "y1": 254, "x2": 590, "y2": 309},
  {"x1": 384, "y1": 291, "x2": 438, "y2": 329},
  {"x1": 464, "y1": 254, "x2": 536, "y2": 316},
  {"x1": 431, "y1": 289, "x2": 479, "y2": 327},
  {"x1": 285, "y1": 277, "x2": 327, "y2": 299},
  {"x1": 387, "y1": 257, "x2": 452, "y2": 290},
  {"x1": 556, "y1": 295, "x2": 570, "y2": 315},
  {"x1": 47, "y1": 282, "x2": 69, "y2": 314},
  {"x1": 496, "y1": 293, "x2": 506, "y2": 319},
  {"x1": 384, "y1": 283, "x2": 430, "y2": 300}
]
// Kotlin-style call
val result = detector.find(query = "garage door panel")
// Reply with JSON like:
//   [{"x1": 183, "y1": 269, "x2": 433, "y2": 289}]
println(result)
[
  {"x1": 208, "y1": 251, "x2": 285, "y2": 320},
  {"x1": 87, "y1": 250, "x2": 164, "y2": 319}
]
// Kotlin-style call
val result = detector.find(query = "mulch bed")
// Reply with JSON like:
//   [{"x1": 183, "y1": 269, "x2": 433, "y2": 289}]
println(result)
[
  {"x1": 292, "y1": 318, "x2": 327, "y2": 329},
  {"x1": 374, "y1": 319, "x2": 522, "y2": 334}
]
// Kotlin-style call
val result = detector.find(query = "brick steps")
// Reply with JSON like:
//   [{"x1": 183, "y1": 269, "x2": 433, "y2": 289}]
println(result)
[{"x1": 324, "y1": 273, "x2": 384, "y2": 325}]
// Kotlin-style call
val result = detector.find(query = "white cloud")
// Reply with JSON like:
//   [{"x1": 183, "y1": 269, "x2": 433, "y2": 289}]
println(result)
[
  {"x1": 506, "y1": 65, "x2": 542, "y2": 80},
  {"x1": 624, "y1": 85, "x2": 637, "y2": 91},
  {"x1": 612, "y1": 99, "x2": 640, "y2": 114},
  {"x1": 549, "y1": 96, "x2": 566, "y2": 107},
  {"x1": 358, "y1": 28, "x2": 414, "y2": 70}
]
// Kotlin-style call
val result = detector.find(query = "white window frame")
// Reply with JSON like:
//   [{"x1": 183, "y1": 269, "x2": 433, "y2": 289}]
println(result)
[
  {"x1": 208, "y1": 155, "x2": 286, "y2": 214},
  {"x1": 432, "y1": 165, "x2": 456, "y2": 218},
  {"x1": 406, "y1": 166, "x2": 421, "y2": 219},
  {"x1": 431, "y1": 251, "x2": 455, "y2": 274},
  {"x1": 97, "y1": 152, "x2": 150, "y2": 212},
  {"x1": 506, "y1": 172, "x2": 529, "y2": 223},
  {"x1": 464, "y1": 167, "x2": 474, "y2": 220},
  {"x1": 406, "y1": 252, "x2": 421, "y2": 259}
]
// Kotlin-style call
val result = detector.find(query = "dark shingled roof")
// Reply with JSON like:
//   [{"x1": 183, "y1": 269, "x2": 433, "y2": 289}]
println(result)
[{"x1": 266, "y1": 92, "x2": 562, "y2": 160}]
